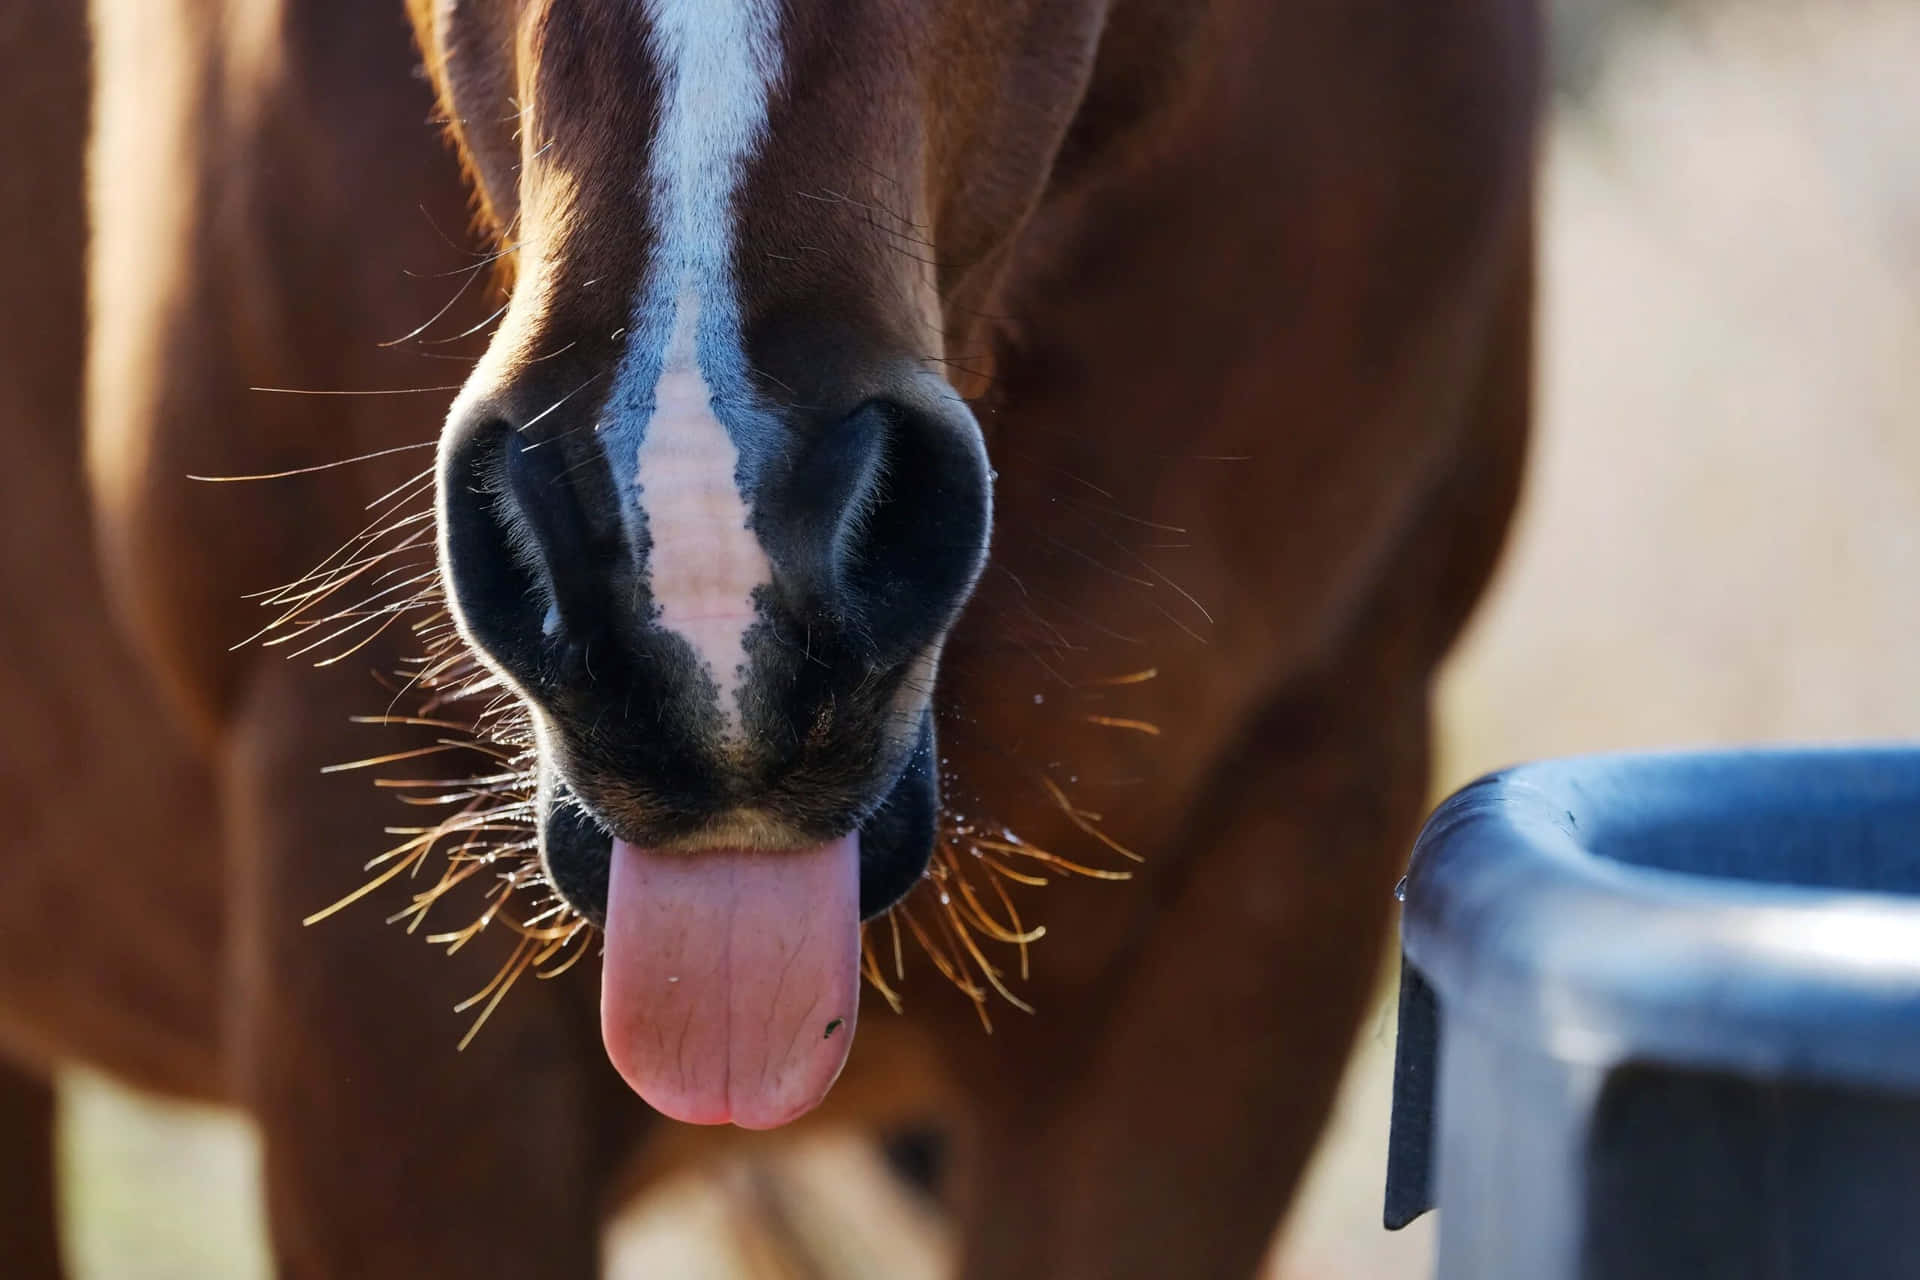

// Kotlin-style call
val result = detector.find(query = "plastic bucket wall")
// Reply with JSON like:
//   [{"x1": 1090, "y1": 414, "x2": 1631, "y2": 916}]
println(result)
[{"x1": 1386, "y1": 747, "x2": 1920, "y2": 1280}]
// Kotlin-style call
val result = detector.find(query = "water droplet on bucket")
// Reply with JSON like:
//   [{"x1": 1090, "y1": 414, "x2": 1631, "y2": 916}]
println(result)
[{"x1": 1393, "y1": 875, "x2": 1409, "y2": 903}]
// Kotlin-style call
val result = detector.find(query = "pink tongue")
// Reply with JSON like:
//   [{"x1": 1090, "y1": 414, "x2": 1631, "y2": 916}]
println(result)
[{"x1": 599, "y1": 832, "x2": 861, "y2": 1129}]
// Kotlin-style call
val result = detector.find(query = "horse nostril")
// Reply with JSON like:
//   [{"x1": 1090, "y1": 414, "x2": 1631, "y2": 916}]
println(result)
[
  {"x1": 778, "y1": 401, "x2": 890, "y2": 608},
  {"x1": 502, "y1": 430, "x2": 609, "y2": 637},
  {"x1": 439, "y1": 413, "x2": 615, "y2": 682},
  {"x1": 775, "y1": 399, "x2": 990, "y2": 662}
]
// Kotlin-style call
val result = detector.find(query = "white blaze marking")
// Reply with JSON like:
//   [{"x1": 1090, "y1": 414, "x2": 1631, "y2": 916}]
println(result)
[{"x1": 607, "y1": 0, "x2": 784, "y2": 731}]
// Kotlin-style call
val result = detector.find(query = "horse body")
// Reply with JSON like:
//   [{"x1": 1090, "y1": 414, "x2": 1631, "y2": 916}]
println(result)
[{"x1": 0, "y1": 0, "x2": 1538, "y2": 1274}]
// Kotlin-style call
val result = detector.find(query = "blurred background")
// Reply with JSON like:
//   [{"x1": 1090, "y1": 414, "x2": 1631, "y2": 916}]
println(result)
[{"x1": 58, "y1": 0, "x2": 1920, "y2": 1275}]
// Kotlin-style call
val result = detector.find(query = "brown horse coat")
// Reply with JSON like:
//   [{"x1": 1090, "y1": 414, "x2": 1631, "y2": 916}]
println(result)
[{"x1": 0, "y1": 0, "x2": 1538, "y2": 1274}]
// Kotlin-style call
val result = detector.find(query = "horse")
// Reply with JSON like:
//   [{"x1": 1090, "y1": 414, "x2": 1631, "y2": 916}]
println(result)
[{"x1": 0, "y1": 0, "x2": 1539, "y2": 1274}]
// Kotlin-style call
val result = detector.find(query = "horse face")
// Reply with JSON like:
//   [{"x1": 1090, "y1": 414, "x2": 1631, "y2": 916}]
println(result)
[{"x1": 408, "y1": 0, "x2": 1095, "y2": 1125}]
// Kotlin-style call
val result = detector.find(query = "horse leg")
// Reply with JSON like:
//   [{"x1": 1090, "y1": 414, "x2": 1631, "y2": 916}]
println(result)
[
  {"x1": 0, "y1": 1060, "x2": 65, "y2": 1278},
  {"x1": 221, "y1": 662, "x2": 639, "y2": 1279}
]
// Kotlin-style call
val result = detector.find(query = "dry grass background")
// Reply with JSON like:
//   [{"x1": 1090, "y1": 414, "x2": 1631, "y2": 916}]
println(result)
[{"x1": 57, "y1": 1, "x2": 1920, "y2": 1275}]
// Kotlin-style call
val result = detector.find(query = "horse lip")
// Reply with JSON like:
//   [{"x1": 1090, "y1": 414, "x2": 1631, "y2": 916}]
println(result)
[
  {"x1": 603, "y1": 809, "x2": 834, "y2": 855},
  {"x1": 533, "y1": 707, "x2": 938, "y2": 926}
]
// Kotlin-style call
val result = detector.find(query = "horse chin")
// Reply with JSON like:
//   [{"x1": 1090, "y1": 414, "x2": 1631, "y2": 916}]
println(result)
[{"x1": 534, "y1": 710, "x2": 939, "y2": 931}]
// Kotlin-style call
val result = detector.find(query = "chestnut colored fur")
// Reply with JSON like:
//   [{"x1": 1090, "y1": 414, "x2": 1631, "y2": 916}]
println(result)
[{"x1": 0, "y1": 0, "x2": 1538, "y2": 1275}]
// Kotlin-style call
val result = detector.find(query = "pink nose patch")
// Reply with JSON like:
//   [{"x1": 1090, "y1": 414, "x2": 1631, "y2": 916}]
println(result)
[
  {"x1": 632, "y1": 290, "x2": 773, "y2": 730},
  {"x1": 598, "y1": 833, "x2": 862, "y2": 1129}
]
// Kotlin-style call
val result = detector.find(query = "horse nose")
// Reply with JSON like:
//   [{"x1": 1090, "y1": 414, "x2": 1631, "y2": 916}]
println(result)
[
  {"x1": 438, "y1": 389, "x2": 991, "y2": 699},
  {"x1": 762, "y1": 398, "x2": 992, "y2": 664}
]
